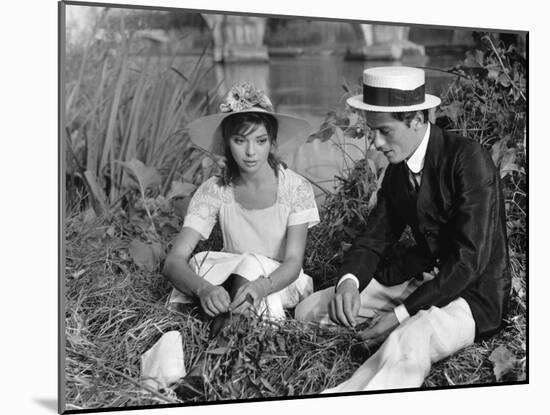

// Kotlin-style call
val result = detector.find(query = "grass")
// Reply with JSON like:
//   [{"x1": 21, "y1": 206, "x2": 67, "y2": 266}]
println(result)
[
  {"x1": 64, "y1": 214, "x2": 372, "y2": 409},
  {"x1": 64, "y1": 181, "x2": 526, "y2": 410}
]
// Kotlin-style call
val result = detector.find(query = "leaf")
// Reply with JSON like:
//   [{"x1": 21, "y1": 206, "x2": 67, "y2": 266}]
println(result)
[
  {"x1": 259, "y1": 377, "x2": 277, "y2": 394},
  {"x1": 498, "y1": 73, "x2": 511, "y2": 87},
  {"x1": 275, "y1": 334, "x2": 286, "y2": 352},
  {"x1": 170, "y1": 66, "x2": 189, "y2": 82},
  {"x1": 489, "y1": 345, "x2": 518, "y2": 381},
  {"x1": 118, "y1": 158, "x2": 161, "y2": 193},
  {"x1": 206, "y1": 347, "x2": 230, "y2": 355},
  {"x1": 172, "y1": 196, "x2": 191, "y2": 218},
  {"x1": 366, "y1": 158, "x2": 377, "y2": 175},
  {"x1": 71, "y1": 269, "x2": 86, "y2": 279},
  {"x1": 444, "y1": 102, "x2": 463, "y2": 124},
  {"x1": 151, "y1": 241, "x2": 163, "y2": 259},
  {"x1": 491, "y1": 139, "x2": 506, "y2": 166},
  {"x1": 500, "y1": 147, "x2": 521, "y2": 178},
  {"x1": 511, "y1": 275, "x2": 524, "y2": 298},
  {"x1": 341, "y1": 241, "x2": 352, "y2": 252},
  {"x1": 487, "y1": 68, "x2": 500, "y2": 82},
  {"x1": 347, "y1": 112, "x2": 360, "y2": 126},
  {"x1": 106, "y1": 226, "x2": 115, "y2": 238},
  {"x1": 129, "y1": 239, "x2": 161, "y2": 272},
  {"x1": 457, "y1": 65, "x2": 489, "y2": 79},
  {"x1": 308, "y1": 111, "x2": 337, "y2": 142},
  {"x1": 82, "y1": 207, "x2": 96, "y2": 223},
  {"x1": 167, "y1": 181, "x2": 196, "y2": 199},
  {"x1": 465, "y1": 49, "x2": 485, "y2": 67}
]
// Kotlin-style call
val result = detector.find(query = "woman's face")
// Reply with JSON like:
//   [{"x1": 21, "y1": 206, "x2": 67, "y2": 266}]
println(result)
[{"x1": 227, "y1": 124, "x2": 273, "y2": 175}]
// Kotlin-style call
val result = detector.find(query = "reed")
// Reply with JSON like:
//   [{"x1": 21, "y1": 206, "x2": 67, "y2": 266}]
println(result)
[{"x1": 65, "y1": 17, "x2": 220, "y2": 214}]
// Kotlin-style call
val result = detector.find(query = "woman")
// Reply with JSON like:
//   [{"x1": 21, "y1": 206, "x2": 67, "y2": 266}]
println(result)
[{"x1": 163, "y1": 83, "x2": 319, "y2": 321}]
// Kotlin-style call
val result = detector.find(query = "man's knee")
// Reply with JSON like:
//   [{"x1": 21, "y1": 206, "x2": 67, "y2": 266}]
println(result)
[{"x1": 294, "y1": 287, "x2": 334, "y2": 322}]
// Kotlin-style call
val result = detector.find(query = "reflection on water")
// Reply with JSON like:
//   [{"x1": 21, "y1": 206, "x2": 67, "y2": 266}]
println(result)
[{"x1": 216, "y1": 54, "x2": 458, "y2": 128}]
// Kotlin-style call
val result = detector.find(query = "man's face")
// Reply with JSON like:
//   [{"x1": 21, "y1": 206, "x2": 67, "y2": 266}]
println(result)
[{"x1": 364, "y1": 111, "x2": 420, "y2": 164}]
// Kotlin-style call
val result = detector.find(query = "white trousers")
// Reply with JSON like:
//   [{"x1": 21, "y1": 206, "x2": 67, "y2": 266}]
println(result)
[
  {"x1": 294, "y1": 274, "x2": 476, "y2": 392},
  {"x1": 167, "y1": 251, "x2": 313, "y2": 319}
]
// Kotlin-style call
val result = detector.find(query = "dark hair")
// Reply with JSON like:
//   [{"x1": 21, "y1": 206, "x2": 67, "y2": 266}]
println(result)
[
  {"x1": 219, "y1": 112, "x2": 284, "y2": 186},
  {"x1": 390, "y1": 109, "x2": 430, "y2": 126}
]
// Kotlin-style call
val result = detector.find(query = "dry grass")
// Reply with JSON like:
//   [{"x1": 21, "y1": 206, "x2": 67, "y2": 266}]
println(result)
[
  {"x1": 64, "y1": 199, "x2": 526, "y2": 411},
  {"x1": 64, "y1": 214, "x2": 371, "y2": 409}
]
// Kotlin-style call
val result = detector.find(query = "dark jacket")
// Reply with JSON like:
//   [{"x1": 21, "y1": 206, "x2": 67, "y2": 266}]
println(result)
[{"x1": 339, "y1": 123, "x2": 511, "y2": 340}]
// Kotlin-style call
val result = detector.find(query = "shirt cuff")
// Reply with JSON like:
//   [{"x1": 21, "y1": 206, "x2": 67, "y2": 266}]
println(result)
[
  {"x1": 393, "y1": 304, "x2": 411, "y2": 323},
  {"x1": 336, "y1": 273, "x2": 360, "y2": 290}
]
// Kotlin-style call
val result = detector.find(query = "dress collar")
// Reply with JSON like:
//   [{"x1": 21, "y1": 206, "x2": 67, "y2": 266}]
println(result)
[{"x1": 406, "y1": 123, "x2": 430, "y2": 174}]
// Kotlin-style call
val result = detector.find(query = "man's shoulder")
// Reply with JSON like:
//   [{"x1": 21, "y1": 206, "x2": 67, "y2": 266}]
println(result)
[
  {"x1": 436, "y1": 125, "x2": 482, "y2": 152},
  {"x1": 430, "y1": 125, "x2": 497, "y2": 184},
  {"x1": 432, "y1": 125, "x2": 492, "y2": 166}
]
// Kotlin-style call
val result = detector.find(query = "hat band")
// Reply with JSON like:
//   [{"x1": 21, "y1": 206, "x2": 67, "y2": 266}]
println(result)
[{"x1": 363, "y1": 84, "x2": 425, "y2": 107}]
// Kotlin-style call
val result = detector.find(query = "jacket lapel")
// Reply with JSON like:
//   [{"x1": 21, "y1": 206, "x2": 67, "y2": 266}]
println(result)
[{"x1": 415, "y1": 124, "x2": 444, "y2": 233}]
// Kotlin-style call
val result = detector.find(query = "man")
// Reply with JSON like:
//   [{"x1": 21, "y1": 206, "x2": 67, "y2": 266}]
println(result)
[{"x1": 295, "y1": 66, "x2": 510, "y2": 392}]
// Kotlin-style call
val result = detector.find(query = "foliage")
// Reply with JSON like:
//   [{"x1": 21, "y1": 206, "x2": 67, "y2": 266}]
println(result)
[
  {"x1": 175, "y1": 312, "x2": 369, "y2": 400},
  {"x1": 65, "y1": 10, "x2": 221, "y2": 217},
  {"x1": 437, "y1": 34, "x2": 527, "y2": 256},
  {"x1": 305, "y1": 157, "x2": 378, "y2": 289}
]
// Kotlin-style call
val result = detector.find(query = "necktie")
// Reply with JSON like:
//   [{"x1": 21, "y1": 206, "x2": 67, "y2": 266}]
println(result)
[{"x1": 407, "y1": 168, "x2": 421, "y2": 194}]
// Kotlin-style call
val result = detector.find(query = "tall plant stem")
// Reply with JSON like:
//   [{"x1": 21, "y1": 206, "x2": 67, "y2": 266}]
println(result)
[{"x1": 484, "y1": 36, "x2": 526, "y2": 102}]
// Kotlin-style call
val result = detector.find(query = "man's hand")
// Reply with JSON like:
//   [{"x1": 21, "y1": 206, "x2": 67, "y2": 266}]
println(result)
[
  {"x1": 197, "y1": 284, "x2": 231, "y2": 317},
  {"x1": 328, "y1": 279, "x2": 361, "y2": 327},
  {"x1": 359, "y1": 311, "x2": 399, "y2": 346}
]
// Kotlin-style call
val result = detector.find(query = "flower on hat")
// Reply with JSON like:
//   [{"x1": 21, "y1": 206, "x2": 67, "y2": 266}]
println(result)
[{"x1": 219, "y1": 83, "x2": 274, "y2": 113}]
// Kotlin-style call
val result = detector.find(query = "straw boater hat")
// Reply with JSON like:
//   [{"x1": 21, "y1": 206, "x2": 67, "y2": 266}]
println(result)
[
  {"x1": 347, "y1": 66, "x2": 441, "y2": 112},
  {"x1": 187, "y1": 83, "x2": 311, "y2": 155}
]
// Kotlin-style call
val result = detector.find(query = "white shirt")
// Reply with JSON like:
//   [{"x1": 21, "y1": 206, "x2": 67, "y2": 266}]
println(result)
[
  {"x1": 337, "y1": 124, "x2": 431, "y2": 323},
  {"x1": 184, "y1": 168, "x2": 320, "y2": 261}
]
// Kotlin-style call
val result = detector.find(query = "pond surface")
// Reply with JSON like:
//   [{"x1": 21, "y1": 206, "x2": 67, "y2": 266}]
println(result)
[{"x1": 212, "y1": 53, "x2": 459, "y2": 127}]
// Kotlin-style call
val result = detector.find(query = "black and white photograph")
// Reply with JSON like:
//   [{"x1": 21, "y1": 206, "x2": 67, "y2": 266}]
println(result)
[{"x1": 58, "y1": 0, "x2": 529, "y2": 413}]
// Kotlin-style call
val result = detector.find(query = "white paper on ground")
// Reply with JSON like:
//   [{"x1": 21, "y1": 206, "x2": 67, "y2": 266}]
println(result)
[{"x1": 140, "y1": 330, "x2": 186, "y2": 390}]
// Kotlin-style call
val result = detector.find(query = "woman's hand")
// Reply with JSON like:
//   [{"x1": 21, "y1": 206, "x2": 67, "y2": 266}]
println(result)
[
  {"x1": 197, "y1": 284, "x2": 231, "y2": 317},
  {"x1": 230, "y1": 278, "x2": 270, "y2": 315}
]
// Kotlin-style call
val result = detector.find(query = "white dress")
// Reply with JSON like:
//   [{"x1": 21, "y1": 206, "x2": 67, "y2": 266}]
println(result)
[{"x1": 167, "y1": 167, "x2": 320, "y2": 319}]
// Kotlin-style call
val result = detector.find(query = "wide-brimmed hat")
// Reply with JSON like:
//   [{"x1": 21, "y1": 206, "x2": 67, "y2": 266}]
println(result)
[
  {"x1": 187, "y1": 83, "x2": 311, "y2": 155},
  {"x1": 347, "y1": 66, "x2": 441, "y2": 112}
]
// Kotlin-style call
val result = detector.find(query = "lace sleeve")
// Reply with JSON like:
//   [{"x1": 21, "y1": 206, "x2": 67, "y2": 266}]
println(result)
[
  {"x1": 287, "y1": 171, "x2": 320, "y2": 228},
  {"x1": 183, "y1": 177, "x2": 222, "y2": 239}
]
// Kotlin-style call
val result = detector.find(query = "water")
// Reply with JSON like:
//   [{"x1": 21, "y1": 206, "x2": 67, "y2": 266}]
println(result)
[{"x1": 213, "y1": 54, "x2": 458, "y2": 128}]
